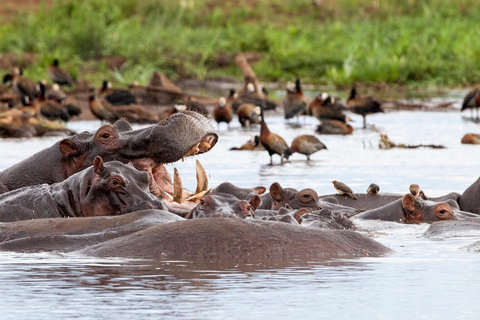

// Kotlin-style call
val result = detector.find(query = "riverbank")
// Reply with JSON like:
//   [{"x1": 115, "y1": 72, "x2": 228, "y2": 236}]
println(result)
[{"x1": 0, "y1": 0, "x2": 479, "y2": 90}]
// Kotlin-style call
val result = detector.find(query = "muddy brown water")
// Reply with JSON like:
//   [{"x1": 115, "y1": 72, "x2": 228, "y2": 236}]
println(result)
[{"x1": 1, "y1": 94, "x2": 480, "y2": 319}]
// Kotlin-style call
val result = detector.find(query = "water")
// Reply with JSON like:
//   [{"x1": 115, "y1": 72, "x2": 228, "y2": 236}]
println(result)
[{"x1": 1, "y1": 109, "x2": 480, "y2": 319}]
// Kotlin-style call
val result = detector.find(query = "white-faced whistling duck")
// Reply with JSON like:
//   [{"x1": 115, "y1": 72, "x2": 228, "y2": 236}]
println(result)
[
  {"x1": 461, "y1": 88, "x2": 480, "y2": 119},
  {"x1": 47, "y1": 59, "x2": 74, "y2": 87},
  {"x1": 346, "y1": 87, "x2": 383, "y2": 128},
  {"x1": 213, "y1": 97, "x2": 233, "y2": 130},
  {"x1": 282, "y1": 78, "x2": 310, "y2": 121},
  {"x1": 259, "y1": 107, "x2": 292, "y2": 165},
  {"x1": 290, "y1": 134, "x2": 327, "y2": 160}
]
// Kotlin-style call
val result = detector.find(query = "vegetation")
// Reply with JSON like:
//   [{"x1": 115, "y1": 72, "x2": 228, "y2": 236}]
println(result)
[{"x1": 0, "y1": 0, "x2": 479, "y2": 88}]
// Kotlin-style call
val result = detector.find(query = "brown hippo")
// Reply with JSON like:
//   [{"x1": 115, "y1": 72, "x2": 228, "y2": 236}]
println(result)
[
  {"x1": 459, "y1": 176, "x2": 480, "y2": 214},
  {"x1": 0, "y1": 212, "x2": 392, "y2": 259},
  {"x1": 78, "y1": 218, "x2": 392, "y2": 259},
  {"x1": 258, "y1": 182, "x2": 319, "y2": 210},
  {"x1": 354, "y1": 194, "x2": 477, "y2": 223},
  {"x1": 0, "y1": 209, "x2": 182, "y2": 252},
  {"x1": 211, "y1": 182, "x2": 266, "y2": 200},
  {"x1": 185, "y1": 192, "x2": 262, "y2": 219},
  {"x1": 422, "y1": 220, "x2": 480, "y2": 239},
  {"x1": 0, "y1": 111, "x2": 217, "y2": 193},
  {"x1": 0, "y1": 156, "x2": 166, "y2": 222}
]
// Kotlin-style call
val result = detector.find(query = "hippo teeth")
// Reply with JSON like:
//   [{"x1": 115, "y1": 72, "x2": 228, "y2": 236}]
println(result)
[{"x1": 199, "y1": 141, "x2": 211, "y2": 150}]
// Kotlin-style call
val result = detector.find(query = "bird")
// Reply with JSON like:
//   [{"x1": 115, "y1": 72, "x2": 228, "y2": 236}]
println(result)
[
  {"x1": 461, "y1": 88, "x2": 479, "y2": 119},
  {"x1": 88, "y1": 93, "x2": 119, "y2": 123},
  {"x1": 316, "y1": 119, "x2": 353, "y2": 135},
  {"x1": 161, "y1": 101, "x2": 209, "y2": 120},
  {"x1": 259, "y1": 107, "x2": 292, "y2": 165},
  {"x1": 290, "y1": 134, "x2": 327, "y2": 160},
  {"x1": 37, "y1": 81, "x2": 70, "y2": 121},
  {"x1": 310, "y1": 93, "x2": 347, "y2": 123},
  {"x1": 230, "y1": 135, "x2": 263, "y2": 151},
  {"x1": 409, "y1": 184, "x2": 420, "y2": 196},
  {"x1": 47, "y1": 59, "x2": 74, "y2": 86},
  {"x1": 282, "y1": 79, "x2": 310, "y2": 121},
  {"x1": 366, "y1": 183, "x2": 380, "y2": 195},
  {"x1": 332, "y1": 180, "x2": 357, "y2": 200},
  {"x1": 99, "y1": 80, "x2": 136, "y2": 105},
  {"x1": 346, "y1": 87, "x2": 383, "y2": 128},
  {"x1": 237, "y1": 103, "x2": 261, "y2": 127},
  {"x1": 213, "y1": 97, "x2": 233, "y2": 130},
  {"x1": 3, "y1": 68, "x2": 38, "y2": 101}
]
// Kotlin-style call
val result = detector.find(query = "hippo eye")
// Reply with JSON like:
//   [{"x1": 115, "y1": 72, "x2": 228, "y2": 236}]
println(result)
[
  {"x1": 109, "y1": 176, "x2": 125, "y2": 189},
  {"x1": 101, "y1": 133, "x2": 110, "y2": 139}
]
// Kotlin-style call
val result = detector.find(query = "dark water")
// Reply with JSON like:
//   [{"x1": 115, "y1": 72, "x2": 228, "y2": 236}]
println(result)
[{"x1": 1, "y1": 106, "x2": 480, "y2": 319}]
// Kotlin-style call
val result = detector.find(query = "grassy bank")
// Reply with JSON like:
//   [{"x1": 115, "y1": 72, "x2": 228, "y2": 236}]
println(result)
[{"x1": 0, "y1": 0, "x2": 479, "y2": 88}]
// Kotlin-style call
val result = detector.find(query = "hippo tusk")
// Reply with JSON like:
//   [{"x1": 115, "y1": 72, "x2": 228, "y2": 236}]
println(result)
[
  {"x1": 195, "y1": 159, "x2": 208, "y2": 194},
  {"x1": 173, "y1": 168, "x2": 183, "y2": 204},
  {"x1": 185, "y1": 190, "x2": 207, "y2": 202}
]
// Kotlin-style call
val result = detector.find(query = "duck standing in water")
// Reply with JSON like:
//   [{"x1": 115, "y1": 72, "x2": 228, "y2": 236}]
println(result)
[
  {"x1": 259, "y1": 107, "x2": 291, "y2": 165},
  {"x1": 213, "y1": 97, "x2": 233, "y2": 130},
  {"x1": 290, "y1": 134, "x2": 327, "y2": 160},
  {"x1": 346, "y1": 87, "x2": 383, "y2": 128},
  {"x1": 282, "y1": 79, "x2": 310, "y2": 122}
]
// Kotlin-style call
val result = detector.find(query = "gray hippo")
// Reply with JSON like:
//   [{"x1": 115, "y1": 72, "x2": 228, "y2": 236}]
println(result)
[
  {"x1": 355, "y1": 194, "x2": 478, "y2": 223},
  {"x1": 78, "y1": 218, "x2": 392, "y2": 259},
  {"x1": 0, "y1": 211, "x2": 392, "y2": 259},
  {"x1": 259, "y1": 182, "x2": 320, "y2": 210},
  {"x1": 185, "y1": 192, "x2": 261, "y2": 219},
  {"x1": 0, "y1": 156, "x2": 166, "y2": 222},
  {"x1": 0, "y1": 111, "x2": 217, "y2": 194}
]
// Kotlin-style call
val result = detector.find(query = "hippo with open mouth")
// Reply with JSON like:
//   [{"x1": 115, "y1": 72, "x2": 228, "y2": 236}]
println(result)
[{"x1": 0, "y1": 111, "x2": 218, "y2": 212}]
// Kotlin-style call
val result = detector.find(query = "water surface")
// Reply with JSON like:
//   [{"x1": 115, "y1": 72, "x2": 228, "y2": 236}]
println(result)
[{"x1": 1, "y1": 109, "x2": 480, "y2": 319}]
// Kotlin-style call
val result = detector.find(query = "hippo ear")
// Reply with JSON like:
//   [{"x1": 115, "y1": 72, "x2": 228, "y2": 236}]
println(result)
[
  {"x1": 113, "y1": 119, "x2": 132, "y2": 132},
  {"x1": 93, "y1": 156, "x2": 105, "y2": 176},
  {"x1": 253, "y1": 186, "x2": 266, "y2": 195},
  {"x1": 402, "y1": 193, "x2": 417, "y2": 212},
  {"x1": 269, "y1": 182, "x2": 283, "y2": 201},
  {"x1": 249, "y1": 195, "x2": 261, "y2": 210},
  {"x1": 59, "y1": 139, "x2": 80, "y2": 157}
]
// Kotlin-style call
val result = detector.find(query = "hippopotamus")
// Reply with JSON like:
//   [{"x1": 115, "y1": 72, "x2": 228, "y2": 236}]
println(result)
[
  {"x1": 212, "y1": 182, "x2": 266, "y2": 200},
  {"x1": 0, "y1": 211, "x2": 392, "y2": 258},
  {"x1": 354, "y1": 194, "x2": 477, "y2": 223},
  {"x1": 259, "y1": 182, "x2": 320, "y2": 210},
  {"x1": 185, "y1": 192, "x2": 261, "y2": 219},
  {"x1": 0, "y1": 209, "x2": 183, "y2": 252},
  {"x1": 422, "y1": 220, "x2": 480, "y2": 239},
  {"x1": 78, "y1": 218, "x2": 392, "y2": 259},
  {"x1": 0, "y1": 156, "x2": 166, "y2": 222},
  {"x1": 458, "y1": 176, "x2": 480, "y2": 214},
  {"x1": 0, "y1": 111, "x2": 217, "y2": 194}
]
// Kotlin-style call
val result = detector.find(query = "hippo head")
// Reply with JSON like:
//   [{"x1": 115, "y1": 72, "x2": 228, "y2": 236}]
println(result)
[
  {"x1": 58, "y1": 111, "x2": 218, "y2": 173},
  {"x1": 402, "y1": 193, "x2": 470, "y2": 223},
  {"x1": 269, "y1": 182, "x2": 319, "y2": 210},
  {"x1": 186, "y1": 192, "x2": 261, "y2": 219},
  {"x1": 79, "y1": 156, "x2": 166, "y2": 217}
]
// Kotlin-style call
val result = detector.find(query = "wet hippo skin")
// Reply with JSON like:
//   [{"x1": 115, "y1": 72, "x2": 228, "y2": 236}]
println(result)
[
  {"x1": 0, "y1": 111, "x2": 217, "y2": 193},
  {"x1": 0, "y1": 157, "x2": 166, "y2": 222}
]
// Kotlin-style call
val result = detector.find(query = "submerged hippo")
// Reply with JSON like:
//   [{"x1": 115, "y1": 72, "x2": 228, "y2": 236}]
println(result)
[
  {"x1": 0, "y1": 156, "x2": 166, "y2": 222},
  {"x1": 354, "y1": 194, "x2": 477, "y2": 223},
  {"x1": 0, "y1": 111, "x2": 217, "y2": 194},
  {"x1": 78, "y1": 218, "x2": 392, "y2": 259},
  {"x1": 259, "y1": 182, "x2": 320, "y2": 210},
  {"x1": 0, "y1": 211, "x2": 392, "y2": 259},
  {"x1": 185, "y1": 192, "x2": 261, "y2": 219}
]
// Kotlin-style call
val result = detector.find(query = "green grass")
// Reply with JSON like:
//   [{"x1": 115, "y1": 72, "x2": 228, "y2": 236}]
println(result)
[{"x1": 1, "y1": 0, "x2": 480, "y2": 88}]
